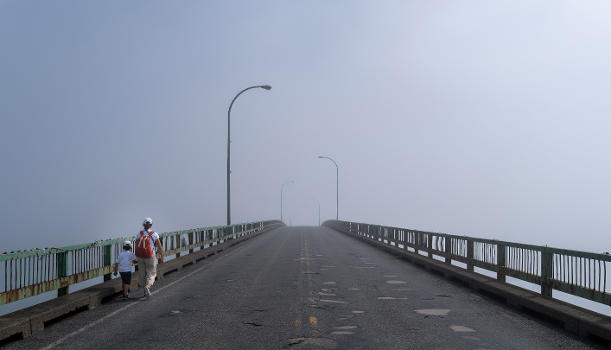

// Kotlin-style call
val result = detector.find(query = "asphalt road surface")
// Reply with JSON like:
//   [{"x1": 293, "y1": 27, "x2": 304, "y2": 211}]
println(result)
[{"x1": 5, "y1": 226, "x2": 602, "y2": 349}]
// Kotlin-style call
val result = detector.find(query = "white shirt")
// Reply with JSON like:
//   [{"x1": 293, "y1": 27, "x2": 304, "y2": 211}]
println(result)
[{"x1": 117, "y1": 251, "x2": 137, "y2": 272}]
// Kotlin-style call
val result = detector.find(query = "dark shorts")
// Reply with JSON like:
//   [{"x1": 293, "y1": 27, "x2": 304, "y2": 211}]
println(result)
[{"x1": 119, "y1": 271, "x2": 132, "y2": 285}]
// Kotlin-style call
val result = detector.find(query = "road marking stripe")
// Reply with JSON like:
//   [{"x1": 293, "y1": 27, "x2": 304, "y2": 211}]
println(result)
[
  {"x1": 319, "y1": 299, "x2": 347, "y2": 304},
  {"x1": 40, "y1": 249, "x2": 234, "y2": 350},
  {"x1": 317, "y1": 292, "x2": 336, "y2": 296},
  {"x1": 450, "y1": 325, "x2": 476, "y2": 332},
  {"x1": 415, "y1": 308, "x2": 450, "y2": 316},
  {"x1": 386, "y1": 280, "x2": 407, "y2": 284},
  {"x1": 377, "y1": 296, "x2": 408, "y2": 300},
  {"x1": 334, "y1": 325, "x2": 356, "y2": 330}
]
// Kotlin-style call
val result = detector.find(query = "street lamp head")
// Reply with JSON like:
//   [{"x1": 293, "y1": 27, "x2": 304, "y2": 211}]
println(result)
[{"x1": 261, "y1": 85, "x2": 272, "y2": 90}]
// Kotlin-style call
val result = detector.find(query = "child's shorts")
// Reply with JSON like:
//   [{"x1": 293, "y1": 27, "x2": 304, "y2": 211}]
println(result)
[{"x1": 119, "y1": 271, "x2": 132, "y2": 285}]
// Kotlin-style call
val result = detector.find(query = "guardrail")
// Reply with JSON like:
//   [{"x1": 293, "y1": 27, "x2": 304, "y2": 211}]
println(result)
[
  {"x1": 0, "y1": 220, "x2": 282, "y2": 305},
  {"x1": 324, "y1": 220, "x2": 611, "y2": 308}
]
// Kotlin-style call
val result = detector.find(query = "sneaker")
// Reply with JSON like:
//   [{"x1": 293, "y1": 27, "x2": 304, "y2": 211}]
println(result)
[
  {"x1": 120, "y1": 295, "x2": 129, "y2": 300},
  {"x1": 144, "y1": 286, "x2": 151, "y2": 297}
]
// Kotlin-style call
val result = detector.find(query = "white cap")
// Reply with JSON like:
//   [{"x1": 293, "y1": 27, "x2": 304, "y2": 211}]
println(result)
[
  {"x1": 123, "y1": 240, "x2": 132, "y2": 246},
  {"x1": 143, "y1": 218, "x2": 153, "y2": 225}
]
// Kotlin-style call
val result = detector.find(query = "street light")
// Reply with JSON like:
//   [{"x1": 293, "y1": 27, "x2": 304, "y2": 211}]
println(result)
[
  {"x1": 316, "y1": 199, "x2": 321, "y2": 226},
  {"x1": 226, "y1": 84, "x2": 272, "y2": 225},
  {"x1": 281, "y1": 181, "x2": 294, "y2": 223},
  {"x1": 318, "y1": 155, "x2": 339, "y2": 220}
]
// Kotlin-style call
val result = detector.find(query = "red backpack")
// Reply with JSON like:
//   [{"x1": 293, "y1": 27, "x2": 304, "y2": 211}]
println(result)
[{"x1": 135, "y1": 230, "x2": 156, "y2": 258}]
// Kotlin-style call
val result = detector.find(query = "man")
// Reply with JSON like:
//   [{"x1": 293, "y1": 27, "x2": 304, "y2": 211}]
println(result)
[{"x1": 134, "y1": 217, "x2": 164, "y2": 300}]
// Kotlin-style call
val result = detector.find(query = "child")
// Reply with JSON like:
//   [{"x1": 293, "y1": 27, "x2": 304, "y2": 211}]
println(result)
[{"x1": 113, "y1": 240, "x2": 137, "y2": 300}]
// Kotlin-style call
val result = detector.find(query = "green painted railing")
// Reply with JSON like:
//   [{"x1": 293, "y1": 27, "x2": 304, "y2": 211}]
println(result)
[
  {"x1": 324, "y1": 220, "x2": 611, "y2": 308},
  {"x1": 1, "y1": 220, "x2": 282, "y2": 305}
]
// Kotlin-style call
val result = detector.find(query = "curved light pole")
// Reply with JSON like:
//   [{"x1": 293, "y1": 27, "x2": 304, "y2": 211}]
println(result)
[
  {"x1": 226, "y1": 84, "x2": 271, "y2": 225},
  {"x1": 281, "y1": 180, "x2": 294, "y2": 223},
  {"x1": 316, "y1": 199, "x2": 321, "y2": 226},
  {"x1": 318, "y1": 155, "x2": 339, "y2": 220}
]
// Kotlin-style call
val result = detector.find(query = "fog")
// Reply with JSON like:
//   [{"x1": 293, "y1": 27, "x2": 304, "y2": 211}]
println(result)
[{"x1": 1, "y1": 0, "x2": 609, "y2": 254}]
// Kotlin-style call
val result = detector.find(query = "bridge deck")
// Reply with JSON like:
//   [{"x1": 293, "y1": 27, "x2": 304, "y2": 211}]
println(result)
[{"x1": 4, "y1": 226, "x2": 601, "y2": 349}]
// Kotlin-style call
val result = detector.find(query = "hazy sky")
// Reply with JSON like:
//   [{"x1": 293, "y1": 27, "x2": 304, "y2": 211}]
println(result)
[{"x1": 1, "y1": 0, "x2": 609, "y2": 253}]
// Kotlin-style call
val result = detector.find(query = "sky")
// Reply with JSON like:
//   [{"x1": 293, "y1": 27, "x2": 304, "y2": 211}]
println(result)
[{"x1": 1, "y1": 0, "x2": 609, "y2": 253}]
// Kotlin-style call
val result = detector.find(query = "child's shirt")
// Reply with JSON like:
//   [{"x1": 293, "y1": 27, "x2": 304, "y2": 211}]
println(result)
[{"x1": 117, "y1": 251, "x2": 137, "y2": 272}]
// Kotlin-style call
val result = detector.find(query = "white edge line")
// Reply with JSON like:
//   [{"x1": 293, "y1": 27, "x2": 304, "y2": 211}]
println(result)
[{"x1": 40, "y1": 246, "x2": 237, "y2": 350}]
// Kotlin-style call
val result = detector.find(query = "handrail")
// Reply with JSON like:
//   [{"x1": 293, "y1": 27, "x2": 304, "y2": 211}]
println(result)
[
  {"x1": 1, "y1": 220, "x2": 282, "y2": 305},
  {"x1": 324, "y1": 220, "x2": 611, "y2": 308}
]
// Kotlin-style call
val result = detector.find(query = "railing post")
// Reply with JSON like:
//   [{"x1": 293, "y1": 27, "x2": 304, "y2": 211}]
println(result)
[
  {"x1": 541, "y1": 247, "x2": 553, "y2": 298},
  {"x1": 427, "y1": 234, "x2": 432, "y2": 258},
  {"x1": 103, "y1": 245, "x2": 112, "y2": 281},
  {"x1": 445, "y1": 237, "x2": 452, "y2": 264},
  {"x1": 497, "y1": 242, "x2": 506, "y2": 283},
  {"x1": 175, "y1": 234, "x2": 181, "y2": 258},
  {"x1": 189, "y1": 231, "x2": 194, "y2": 254},
  {"x1": 467, "y1": 239, "x2": 474, "y2": 272},
  {"x1": 56, "y1": 251, "x2": 68, "y2": 297}
]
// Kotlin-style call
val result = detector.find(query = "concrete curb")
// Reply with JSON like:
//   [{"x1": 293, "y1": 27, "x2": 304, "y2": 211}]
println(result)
[
  {"x1": 333, "y1": 228, "x2": 611, "y2": 344},
  {"x1": 0, "y1": 224, "x2": 283, "y2": 343}
]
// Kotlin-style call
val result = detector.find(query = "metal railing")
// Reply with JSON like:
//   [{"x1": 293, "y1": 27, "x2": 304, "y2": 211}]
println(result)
[
  {"x1": 324, "y1": 220, "x2": 611, "y2": 308},
  {"x1": 1, "y1": 220, "x2": 282, "y2": 305}
]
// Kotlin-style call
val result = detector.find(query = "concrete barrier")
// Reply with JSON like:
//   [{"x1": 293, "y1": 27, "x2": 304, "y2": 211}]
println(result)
[
  {"x1": 331, "y1": 226, "x2": 611, "y2": 344},
  {"x1": 0, "y1": 223, "x2": 283, "y2": 343}
]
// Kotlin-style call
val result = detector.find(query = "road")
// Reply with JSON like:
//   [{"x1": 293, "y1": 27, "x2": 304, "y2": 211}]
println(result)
[{"x1": 5, "y1": 226, "x2": 601, "y2": 349}]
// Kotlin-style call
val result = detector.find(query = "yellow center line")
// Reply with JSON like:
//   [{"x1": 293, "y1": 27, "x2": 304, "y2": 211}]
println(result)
[
  {"x1": 295, "y1": 233, "x2": 319, "y2": 330},
  {"x1": 304, "y1": 237, "x2": 318, "y2": 329},
  {"x1": 295, "y1": 231, "x2": 306, "y2": 328}
]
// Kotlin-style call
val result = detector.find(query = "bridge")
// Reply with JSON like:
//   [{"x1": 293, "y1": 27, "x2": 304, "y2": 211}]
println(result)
[{"x1": 0, "y1": 221, "x2": 609, "y2": 349}]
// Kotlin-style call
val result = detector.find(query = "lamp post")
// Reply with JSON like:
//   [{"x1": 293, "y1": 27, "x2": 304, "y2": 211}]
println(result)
[
  {"x1": 226, "y1": 84, "x2": 271, "y2": 225},
  {"x1": 316, "y1": 199, "x2": 321, "y2": 226},
  {"x1": 318, "y1": 155, "x2": 339, "y2": 220},
  {"x1": 281, "y1": 181, "x2": 293, "y2": 223}
]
